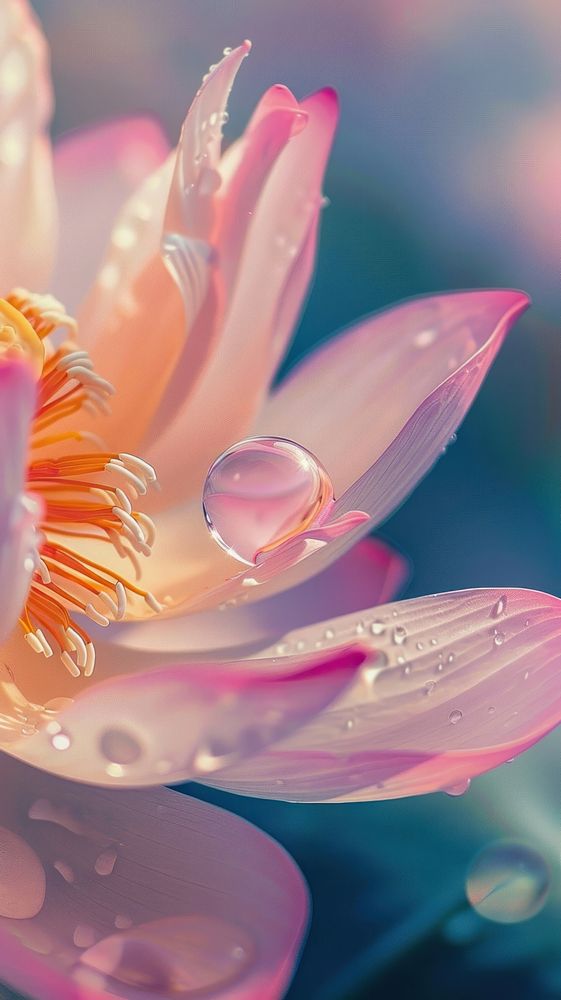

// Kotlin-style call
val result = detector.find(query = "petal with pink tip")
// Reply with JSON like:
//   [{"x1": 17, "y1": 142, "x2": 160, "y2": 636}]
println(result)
[
  {"x1": 0, "y1": 360, "x2": 40, "y2": 640},
  {"x1": 147, "y1": 87, "x2": 339, "y2": 499},
  {"x1": 132, "y1": 290, "x2": 528, "y2": 618},
  {"x1": 178, "y1": 289, "x2": 527, "y2": 611},
  {"x1": 145, "y1": 86, "x2": 308, "y2": 446},
  {"x1": 0, "y1": 755, "x2": 307, "y2": 1000},
  {"x1": 0, "y1": 0, "x2": 56, "y2": 291},
  {"x1": 52, "y1": 118, "x2": 170, "y2": 313},
  {"x1": 9, "y1": 647, "x2": 365, "y2": 786},
  {"x1": 109, "y1": 538, "x2": 408, "y2": 658},
  {"x1": 202, "y1": 588, "x2": 561, "y2": 802},
  {"x1": 78, "y1": 45, "x2": 251, "y2": 452}
]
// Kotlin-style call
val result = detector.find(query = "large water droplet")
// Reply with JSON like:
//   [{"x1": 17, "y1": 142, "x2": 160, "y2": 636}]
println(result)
[
  {"x1": 79, "y1": 915, "x2": 253, "y2": 994},
  {"x1": 448, "y1": 709, "x2": 463, "y2": 725},
  {"x1": 202, "y1": 436, "x2": 333, "y2": 564},
  {"x1": 466, "y1": 841, "x2": 550, "y2": 923},
  {"x1": 0, "y1": 826, "x2": 46, "y2": 918}
]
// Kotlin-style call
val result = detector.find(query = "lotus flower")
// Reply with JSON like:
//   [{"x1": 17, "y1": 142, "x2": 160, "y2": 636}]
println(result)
[{"x1": 0, "y1": 3, "x2": 560, "y2": 998}]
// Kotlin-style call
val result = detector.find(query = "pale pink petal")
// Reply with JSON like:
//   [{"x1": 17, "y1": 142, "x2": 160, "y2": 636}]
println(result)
[
  {"x1": 132, "y1": 290, "x2": 528, "y2": 618},
  {"x1": 144, "y1": 85, "x2": 307, "y2": 447},
  {"x1": 257, "y1": 289, "x2": 529, "y2": 501},
  {"x1": 203, "y1": 588, "x2": 561, "y2": 802},
  {"x1": 0, "y1": 0, "x2": 56, "y2": 292},
  {"x1": 0, "y1": 359, "x2": 40, "y2": 639},
  {"x1": 10, "y1": 647, "x2": 365, "y2": 786},
  {"x1": 147, "y1": 87, "x2": 339, "y2": 501},
  {"x1": 173, "y1": 288, "x2": 526, "y2": 611},
  {"x1": 77, "y1": 45, "x2": 251, "y2": 453},
  {"x1": 52, "y1": 118, "x2": 170, "y2": 313},
  {"x1": 112, "y1": 539, "x2": 407, "y2": 657},
  {"x1": 0, "y1": 754, "x2": 307, "y2": 1000}
]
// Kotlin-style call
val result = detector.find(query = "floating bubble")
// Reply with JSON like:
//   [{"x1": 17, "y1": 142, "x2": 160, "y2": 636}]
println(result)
[
  {"x1": 202, "y1": 436, "x2": 333, "y2": 564},
  {"x1": 466, "y1": 840, "x2": 550, "y2": 923}
]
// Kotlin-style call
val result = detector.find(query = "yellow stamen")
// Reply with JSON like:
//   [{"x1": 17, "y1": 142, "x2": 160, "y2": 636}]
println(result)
[{"x1": 8, "y1": 288, "x2": 160, "y2": 679}]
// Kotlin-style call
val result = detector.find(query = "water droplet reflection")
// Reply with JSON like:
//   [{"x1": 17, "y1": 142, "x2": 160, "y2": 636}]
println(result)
[
  {"x1": 202, "y1": 436, "x2": 333, "y2": 564},
  {"x1": 466, "y1": 841, "x2": 550, "y2": 923}
]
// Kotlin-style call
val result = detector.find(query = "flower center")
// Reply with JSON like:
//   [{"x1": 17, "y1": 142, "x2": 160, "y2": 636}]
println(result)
[{"x1": 5, "y1": 289, "x2": 161, "y2": 678}]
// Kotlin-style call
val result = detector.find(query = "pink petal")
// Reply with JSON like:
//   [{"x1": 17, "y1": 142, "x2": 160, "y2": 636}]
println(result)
[
  {"x1": 0, "y1": 360, "x2": 40, "y2": 640},
  {"x1": 202, "y1": 588, "x2": 561, "y2": 801},
  {"x1": 144, "y1": 85, "x2": 307, "y2": 447},
  {"x1": 146, "y1": 87, "x2": 339, "y2": 500},
  {"x1": 77, "y1": 45, "x2": 251, "y2": 453},
  {"x1": 0, "y1": 0, "x2": 56, "y2": 291},
  {"x1": 136, "y1": 290, "x2": 528, "y2": 619},
  {"x1": 52, "y1": 118, "x2": 170, "y2": 313},
  {"x1": 0, "y1": 754, "x2": 307, "y2": 999},
  {"x1": 112, "y1": 538, "x2": 408, "y2": 657},
  {"x1": 10, "y1": 647, "x2": 365, "y2": 786},
  {"x1": 258, "y1": 289, "x2": 529, "y2": 502},
  {"x1": 177, "y1": 289, "x2": 526, "y2": 609}
]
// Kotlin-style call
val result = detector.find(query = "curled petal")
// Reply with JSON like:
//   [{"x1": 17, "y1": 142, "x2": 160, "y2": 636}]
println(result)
[
  {"x1": 10, "y1": 648, "x2": 365, "y2": 786},
  {"x1": 0, "y1": 0, "x2": 56, "y2": 290},
  {"x1": 202, "y1": 589, "x2": 561, "y2": 801},
  {"x1": 0, "y1": 360, "x2": 40, "y2": 640},
  {"x1": 0, "y1": 754, "x2": 307, "y2": 1000},
  {"x1": 53, "y1": 118, "x2": 170, "y2": 313}
]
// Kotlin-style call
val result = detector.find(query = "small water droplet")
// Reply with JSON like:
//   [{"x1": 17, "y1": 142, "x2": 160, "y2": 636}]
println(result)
[
  {"x1": 424, "y1": 680, "x2": 436, "y2": 695},
  {"x1": 370, "y1": 620, "x2": 385, "y2": 636},
  {"x1": 114, "y1": 914, "x2": 132, "y2": 930},
  {"x1": 392, "y1": 625, "x2": 407, "y2": 646},
  {"x1": 343, "y1": 718, "x2": 355, "y2": 731},
  {"x1": 402, "y1": 663, "x2": 412, "y2": 676},
  {"x1": 222, "y1": 46, "x2": 232, "y2": 55},
  {"x1": 95, "y1": 848, "x2": 118, "y2": 877},
  {"x1": 355, "y1": 621, "x2": 366, "y2": 636},
  {"x1": 53, "y1": 859, "x2": 75, "y2": 883},
  {"x1": 413, "y1": 328, "x2": 436, "y2": 348},
  {"x1": 448, "y1": 709, "x2": 463, "y2": 725},
  {"x1": 491, "y1": 595, "x2": 507, "y2": 618},
  {"x1": 51, "y1": 730, "x2": 71, "y2": 751},
  {"x1": 202, "y1": 437, "x2": 333, "y2": 564},
  {"x1": 99, "y1": 728, "x2": 142, "y2": 765},
  {"x1": 74, "y1": 924, "x2": 97, "y2": 949},
  {"x1": 430, "y1": 638, "x2": 438, "y2": 646},
  {"x1": 416, "y1": 641, "x2": 425, "y2": 651},
  {"x1": 324, "y1": 628, "x2": 335, "y2": 641},
  {"x1": 466, "y1": 841, "x2": 550, "y2": 923},
  {"x1": 447, "y1": 652, "x2": 455, "y2": 664},
  {"x1": 444, "y1": 778, "x2": 471, "y2": 796},
  {"x1": 488, "y1": 705, "x2": 496, "y2": 714},
  {"x1": 523, "y1": 670, "x2": 530, "y2": 681},
  {"x1": 493, "y1": 632, "x2": 506, "y2": 647}
]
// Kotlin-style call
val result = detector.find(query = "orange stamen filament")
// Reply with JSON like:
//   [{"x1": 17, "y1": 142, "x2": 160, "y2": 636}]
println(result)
[{"x1": 10, "y1": 289, "x2": 162, "y2": 679}]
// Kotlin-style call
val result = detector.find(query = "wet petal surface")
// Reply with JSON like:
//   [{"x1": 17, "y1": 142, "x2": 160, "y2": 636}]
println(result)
[{"x1": 0, "y1": 755, "x2": 308, "y2": 999}]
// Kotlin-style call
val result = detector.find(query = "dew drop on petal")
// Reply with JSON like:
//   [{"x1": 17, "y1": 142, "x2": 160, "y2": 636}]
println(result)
[
  {"x1": 466, "y1": 841, "x2": 550, "y2": 923},
  {"x1": 444, "y1": 778, "x2": 471, "y2": 797},
  {"x1": 392, "y1": 625, "x2": 407, "y2": 646},
  {"x1": 448, "y1": 709, "x2": 463, "y2": 725},
  {"x1": 79, "y1": 915, "x2": 253, "y2": 994},
  {"x1": 0, "y1": 826, "x2": 46, "y2": 918},
  {"x1": 99, "y1": 728, "x2": 142, "y2": 765},
  {"x1": 202, "y1": 437, "x2": 333, "y2": 564}
]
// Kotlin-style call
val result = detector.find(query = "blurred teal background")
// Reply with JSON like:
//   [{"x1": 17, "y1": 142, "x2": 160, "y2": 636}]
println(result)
[{"x1": 33, "y1": 2, "x2": 561, "y2": 997}]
